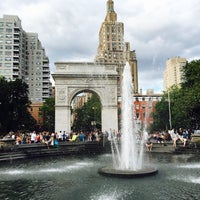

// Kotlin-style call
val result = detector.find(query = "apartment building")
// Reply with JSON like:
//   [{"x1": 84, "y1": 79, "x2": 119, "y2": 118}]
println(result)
[
  {"x1": 163, "y1": 56, "x2": 187, "y2": 91},
  {"x1": 0, "y1": 15, "x2": 51, "y2": 103}
]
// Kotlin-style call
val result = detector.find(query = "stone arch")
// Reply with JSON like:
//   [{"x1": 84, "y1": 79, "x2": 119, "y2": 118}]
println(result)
[
  {"x1": 69, "y1": 88, "x2": 102, "y2": 106},
  {"x1": 52, "y1": 62, "x2": 119, "y2": 133}
]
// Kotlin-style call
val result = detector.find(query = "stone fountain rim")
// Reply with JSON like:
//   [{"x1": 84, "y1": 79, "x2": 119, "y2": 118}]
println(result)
[{"x1": 98, "y1": 166, "x2": 158, "y2": 178}]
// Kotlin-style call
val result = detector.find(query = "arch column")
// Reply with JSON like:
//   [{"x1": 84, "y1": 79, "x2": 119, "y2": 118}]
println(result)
[
  {"x1": 55, "y1": 105, "x2": 71, "y2": 133},
  {"x1": 102, "y1": 105, "x2": 118, "y2": 132}
]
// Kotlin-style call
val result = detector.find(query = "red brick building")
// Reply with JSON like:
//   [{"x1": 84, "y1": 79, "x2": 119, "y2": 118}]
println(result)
[
  {"x1": 133, "y1": 94, "x2": 161, "y2": 127},
  {"x1": 29, "y1": 102, "x2": 44, "y2": 126},
  {"x1": 118, "y1": 91, "x2": 162, "y2": 129}
]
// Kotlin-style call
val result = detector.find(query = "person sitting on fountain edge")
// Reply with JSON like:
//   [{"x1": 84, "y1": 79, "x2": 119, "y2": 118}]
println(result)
[{"x1": 146, "y1": 140, "x2": 153, "y2": 151}]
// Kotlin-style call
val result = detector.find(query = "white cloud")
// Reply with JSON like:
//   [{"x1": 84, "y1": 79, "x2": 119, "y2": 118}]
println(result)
[{"x1": 1, "y1": 0, "x2": 200, "y2": 93}]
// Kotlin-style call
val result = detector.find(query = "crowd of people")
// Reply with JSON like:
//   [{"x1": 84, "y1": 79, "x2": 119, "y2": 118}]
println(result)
[
  {"x1": 106, "y1": 127, "x2": 195, "y2": 152},
  {"x1": 3, "y1": 130, "x2": 101, "y2": 148},
  {"x1": 149, "y1": 128, "x2": 193, "y2": 148},
  {"x1": 1, "y1": 127, "x2": 196, "y2": 151}
]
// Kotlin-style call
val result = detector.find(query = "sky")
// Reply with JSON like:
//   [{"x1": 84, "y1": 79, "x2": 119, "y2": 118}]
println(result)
[{"x1": 1, "y1": 0, "x2": 200, "y2": 94}]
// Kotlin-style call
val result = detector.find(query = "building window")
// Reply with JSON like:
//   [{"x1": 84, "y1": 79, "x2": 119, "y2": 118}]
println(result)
[
  {"x1": 6, "y1": 23, "x2": 12, "y2": 27},
  {"x1": 5, "y1": 45, "x2": 12, "y2": 49},
  {"x1": 5, "y1": 63, "x2": 11, "y2": 67},
  {"x1": 5, "y1": 51, "x2": 11, "y2": 55},
  {"x1": 6, "y1": 28, "x2": 12, "y2": 33},
  {"x1": 5, "y1": 57, "x2": 11, "y2": 61},
  {"x1": 6, "y1": 40, "x2": 12, "y2": 44}
]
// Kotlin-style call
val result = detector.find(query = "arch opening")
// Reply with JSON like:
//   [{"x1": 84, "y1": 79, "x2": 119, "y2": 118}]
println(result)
[{"x1": 70, "y1": 90, "x2": 102, "y2": 133}]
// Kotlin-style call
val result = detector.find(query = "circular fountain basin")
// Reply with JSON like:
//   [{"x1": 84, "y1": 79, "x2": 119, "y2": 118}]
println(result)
[{"x1": 98, "y1": 166, "x2": 158, "y2": 178}]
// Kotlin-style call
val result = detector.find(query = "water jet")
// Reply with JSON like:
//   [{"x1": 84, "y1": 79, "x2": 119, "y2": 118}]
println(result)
[{"x1": 98, "y1": 62, "x2": 158, "y2": 178}]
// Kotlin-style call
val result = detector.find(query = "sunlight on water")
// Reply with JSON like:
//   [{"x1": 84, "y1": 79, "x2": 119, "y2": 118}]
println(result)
[
  {"x1": 178, "y1": 163, "x2": 200, "y2": 169},
  {"x1": 90, "y1": 187, "x2": 127, "y2": 200},
  {"x1": 0, "y1": 161, "x2": 94, "y2": 176},
  {"x1": 189, "y1": 177, "x2": 200, "y2": 184},
  {"x1": 5, "y1": 169, "x2": 26, "y2": 175},
  {"x1": 168, "y1": 162, "x2": 200, "y2": 185},
  {"x1": 171, "y1": 175, "x2": 200, "y2": 184}
]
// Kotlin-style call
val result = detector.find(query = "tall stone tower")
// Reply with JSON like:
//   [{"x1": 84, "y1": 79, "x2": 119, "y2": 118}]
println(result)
[{"x1": 95, "y1": 0, "x2": 138, "y2": 95}]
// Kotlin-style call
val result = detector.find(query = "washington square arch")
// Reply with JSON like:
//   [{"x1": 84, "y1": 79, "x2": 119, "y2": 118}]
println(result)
[
  {"x1": 52, "y1": 62, "x2": 119, "y2": 133},
  {"x1": 52, "y1": 0, "x2": 138, "y2": 134}
]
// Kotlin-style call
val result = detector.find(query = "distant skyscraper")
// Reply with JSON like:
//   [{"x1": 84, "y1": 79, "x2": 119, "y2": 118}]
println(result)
[
  {"x1": 0, "y1": 15, "x2": 51, "y2": 102},
  {"x1": 95, "y1": 0, "x2": 138, "y2": 95},
  {"x1": 163, "y1": 56, "x2": 187, "y2": 91}
]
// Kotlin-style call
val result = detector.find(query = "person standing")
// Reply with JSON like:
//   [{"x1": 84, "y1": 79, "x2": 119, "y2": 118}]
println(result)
[
  {"x1": 30, "y1": 131, "x2": 36, "y2": 143},
  {"x1": 58, "y1": 131, "x2": 63, "y2": 142}
]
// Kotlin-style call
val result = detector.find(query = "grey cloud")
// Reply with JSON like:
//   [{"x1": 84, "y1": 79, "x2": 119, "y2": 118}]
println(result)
[{"x1": 1, "y1": 0, "x2": 200, "y2": 94}]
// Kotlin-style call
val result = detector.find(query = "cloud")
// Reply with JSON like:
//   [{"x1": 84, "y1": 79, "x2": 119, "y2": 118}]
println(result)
[{"x1": 1, "y1": 0, "x2": 200, "y2": 94}]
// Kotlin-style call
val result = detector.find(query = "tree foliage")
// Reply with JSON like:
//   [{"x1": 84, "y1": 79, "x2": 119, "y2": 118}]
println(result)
[
  {"x1": 40, "y1": 97, "x2": 55, "y2": 132},
  {"x1": 150, "y1": 95, "x2": 169, "y2": 131},
  {"x1": 72, "y1": 94, "x2": 101, "y2": 132},
  {"x1": 150, "y1": 59, "x2": 200, "y2": 132},
  {"x1": 181, "y1": 60, "x2": 200, "y2": 129},
  {"x1": 0, "y1": 78, "x2": 36, "y2": 134}
]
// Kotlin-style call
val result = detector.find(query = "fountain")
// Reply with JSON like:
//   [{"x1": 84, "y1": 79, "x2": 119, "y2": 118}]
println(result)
[
  {"x1": 98, "y1": 62, "x2": 158, "y2": 177},
  {"x1": 0, "y1": 153, "x2": 199, "y2": 199}
]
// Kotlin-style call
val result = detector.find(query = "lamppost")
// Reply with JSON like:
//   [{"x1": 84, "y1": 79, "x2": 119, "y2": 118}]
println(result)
[
  {"x1": 0, "y1": 102, "x2": 1, "y2": 131},
  {"x1": 92, "y1": 107, "x2": 96, "y2": 131},
  {"x1": 168, "y1": 91, "x2": 172, "y2": 130}
]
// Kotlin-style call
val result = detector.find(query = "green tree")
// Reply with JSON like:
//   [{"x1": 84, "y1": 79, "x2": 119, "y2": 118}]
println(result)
[
  {"x1": 167, "y1": 86, "x2": 188, "y2": 128},
  {"x1": 0, "y1": 77, "x2": 10, "y2": 133},
  {"x1": 150, "y1": 59, "x2": 200, "y2": 132},
  {"x1": 150, "y1": 94, "x2": 169, "y2": 131},
  {"x1": 72, "y1": 94, "x2": 101, "y2": 132},
  {"x1": 181, "y1": 60, "x2": 200, "y2": 129},
  {"x1": 0, "y1": 78, "x2": 36, "y2": 134},
  {"x1": 40, "y1": 97, "x2": 55, "y2": 132}
]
